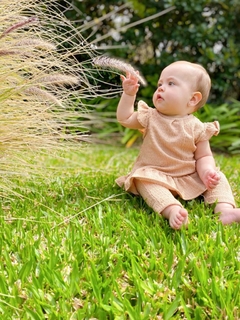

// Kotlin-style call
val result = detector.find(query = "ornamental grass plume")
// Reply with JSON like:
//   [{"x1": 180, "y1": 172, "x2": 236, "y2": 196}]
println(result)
[
  {"x1": 93, "y1": 56, "x2": 147, "y2": 86},
  {"x1": 0, "y1": 0, "x2": 101, "y2": 196}
]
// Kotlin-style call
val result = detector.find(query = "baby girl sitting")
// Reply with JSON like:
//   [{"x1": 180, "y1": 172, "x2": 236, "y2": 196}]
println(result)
[{"x1": 116, "y1": 61, "x2": 240, "y2": 229}]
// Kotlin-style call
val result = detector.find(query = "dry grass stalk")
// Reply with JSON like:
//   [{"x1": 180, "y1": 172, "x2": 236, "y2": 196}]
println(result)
[
  {"x1": 0, "y1": 16, "x2": 39, "y2": 39},
  {"x1": 93, "y1": 56, "x2": 147, "y2": 86},
  {"x1": 0, "y1": 0, "x2": 100, "y2": 195}
]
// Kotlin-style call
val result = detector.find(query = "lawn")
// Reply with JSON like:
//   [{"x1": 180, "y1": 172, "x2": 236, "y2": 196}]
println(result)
[{"x1": 0, "y1": 144, "x2": 239, "y2": 319}]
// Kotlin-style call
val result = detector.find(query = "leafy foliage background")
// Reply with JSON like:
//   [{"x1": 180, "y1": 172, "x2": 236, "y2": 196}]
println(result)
[{"x1": 59, "y1": 0, "x2": 240, "y2": 153}]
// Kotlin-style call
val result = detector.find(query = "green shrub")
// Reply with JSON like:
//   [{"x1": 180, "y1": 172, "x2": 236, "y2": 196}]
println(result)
[{"x1": 196, "y1": 100, "x2": 240, "y2": 154}]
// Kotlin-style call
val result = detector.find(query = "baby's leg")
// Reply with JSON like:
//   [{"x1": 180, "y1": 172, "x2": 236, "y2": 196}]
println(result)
[
  {"x1": 135, "y1": 180, "x2": 188, "y2": 229},
  {"x1": 204, "y1": 171, "x2": 240, "y2": 224}
]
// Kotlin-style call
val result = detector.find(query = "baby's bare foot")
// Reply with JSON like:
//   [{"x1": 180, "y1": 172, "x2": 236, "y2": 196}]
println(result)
[
  {"x1": 162, "y1": 205, "x2": 188, "y2": 230},
  {"x1": 219, "y1": 208, "x2": 240, "y2": 225},
  {"x1": 169, "y1": 208, "x2": 188, "y2": 229}
]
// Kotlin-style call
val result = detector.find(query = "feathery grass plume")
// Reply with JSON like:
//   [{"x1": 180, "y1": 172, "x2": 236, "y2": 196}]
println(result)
[
  {"x1": 0, "y1": 16, "x2": 39, "y2": 39},
  {"x1": 0, "y1": 0, "x2": 102, "y2": 197},
  {"x1": 93, "y1": 55, "x2": 147, "y2": 86}
]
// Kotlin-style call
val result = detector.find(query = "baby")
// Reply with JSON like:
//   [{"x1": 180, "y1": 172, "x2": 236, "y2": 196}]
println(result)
[{"x1": 116, "y1": 61, "x2": 240, "y2": 229}]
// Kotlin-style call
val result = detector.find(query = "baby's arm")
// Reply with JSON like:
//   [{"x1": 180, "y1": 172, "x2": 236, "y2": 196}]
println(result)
[
  {"x1": 116, "y1": 72, "x2": 144, "y2": 129},
  {"x1": 195, "y1": 140, "x2": 220, "y2": 189}
]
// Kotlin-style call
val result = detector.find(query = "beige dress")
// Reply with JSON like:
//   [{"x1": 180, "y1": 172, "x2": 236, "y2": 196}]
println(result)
[{"x1": 116, "y1": 100, "x2": 221, "y2": 201}]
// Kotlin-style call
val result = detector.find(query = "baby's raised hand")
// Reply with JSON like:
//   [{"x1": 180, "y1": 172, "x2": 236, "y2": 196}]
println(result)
[
  {"x1": 120, "y1": 71, "x2": 140, "y2": 96},
  {"x1": 202, "y1": 169, "x2": 221, "y2": 190}
]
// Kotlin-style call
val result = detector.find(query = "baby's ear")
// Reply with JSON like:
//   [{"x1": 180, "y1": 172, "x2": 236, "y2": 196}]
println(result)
[{"x1": 188, "y1": 91, "x2": 202, "y2": 109}]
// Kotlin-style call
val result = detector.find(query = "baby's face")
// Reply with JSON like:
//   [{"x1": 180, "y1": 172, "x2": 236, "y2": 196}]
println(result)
[{"x1": 152, "y1": 63, "x2": 197, "y2": 117}]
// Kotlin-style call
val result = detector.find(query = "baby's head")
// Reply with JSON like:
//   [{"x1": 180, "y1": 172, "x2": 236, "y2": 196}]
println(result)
[
  {"x1": 153, "y1": 61, "x2": 211, "y2": 117},
  {"x1": 167, "y1": 61, "x2": 211, "y2": 109}
]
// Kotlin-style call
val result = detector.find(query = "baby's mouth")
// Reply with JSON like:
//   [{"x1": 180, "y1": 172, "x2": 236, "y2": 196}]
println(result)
[{"x1": 157, "y1": 94, "x2": 163, "y2": 100}]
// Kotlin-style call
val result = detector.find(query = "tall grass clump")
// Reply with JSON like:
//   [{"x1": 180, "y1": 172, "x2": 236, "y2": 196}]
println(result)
[{"x1": 0, "y1": 0, "x2": 104, "y2": 196}]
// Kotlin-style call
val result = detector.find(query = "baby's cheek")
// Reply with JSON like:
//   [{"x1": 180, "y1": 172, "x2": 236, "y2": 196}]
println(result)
[{"x1": 153, "y1": 92, "x2": 158, "y2": 100}]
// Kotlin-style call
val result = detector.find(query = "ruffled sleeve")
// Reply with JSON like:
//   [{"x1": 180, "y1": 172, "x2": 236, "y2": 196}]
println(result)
[
  {"x1": 196, "y1": 120, "x2": 220, "y2": 143},
  {"x1": 137, "y1": 100, "x2": 151, "y2": 128}
]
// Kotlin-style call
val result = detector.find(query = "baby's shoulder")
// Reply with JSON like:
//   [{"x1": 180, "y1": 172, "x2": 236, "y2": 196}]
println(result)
[
  {"x1": 189, "y1": 116, "x2": 220, "y2": 141},
  {"x1": 137, "y1": 100, "x2": 157, "y2": 127},
  {"x1": 137, "y1": 100, "x2": 151, "y2": 112},
  {"x1": 186, "y1": 115, "x2": 205, "y2": 129}
]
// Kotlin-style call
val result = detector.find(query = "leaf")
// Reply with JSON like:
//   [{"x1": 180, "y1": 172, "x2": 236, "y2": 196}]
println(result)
[
  {"x1": 88, "y1": 261, "x2": 102, "y2": 303},
  {"x1": 180, "y1": 296, "x2": 192, "y2": 320},
  {"x1": 112, "y1": 297, "x2": 124, "y2": 312},
  {"x1": 0, "y1": 275, "x2": 8, "y2": 294},
  {"x1": 19, "y1": 260, "x2": 33, "y2": 282},
  {"x1": 25, "y1": 307, "x2": 42, "y2": 320},
  {"x1": 163, "y1": 296, "x2": 181, "y2": 320}
]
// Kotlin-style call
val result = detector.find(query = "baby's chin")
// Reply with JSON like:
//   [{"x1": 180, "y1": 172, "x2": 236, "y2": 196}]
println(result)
[{"x1": 154, "y1": 105, "x2": 169, "y2": 115}]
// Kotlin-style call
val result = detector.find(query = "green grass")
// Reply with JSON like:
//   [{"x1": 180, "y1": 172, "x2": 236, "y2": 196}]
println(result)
[{"x1": 0, "y1": 145, "x2": 239, "y2": 319}]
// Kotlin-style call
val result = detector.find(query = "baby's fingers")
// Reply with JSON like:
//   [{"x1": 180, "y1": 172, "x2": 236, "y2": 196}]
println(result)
[{"x1": 120, "y1": 74, "x2": 126, "y2": 82}]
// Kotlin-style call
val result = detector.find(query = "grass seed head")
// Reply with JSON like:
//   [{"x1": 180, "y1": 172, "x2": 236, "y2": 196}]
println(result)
[{"x1": 93, "y1": 55, "x2": 147, "y2": 86}]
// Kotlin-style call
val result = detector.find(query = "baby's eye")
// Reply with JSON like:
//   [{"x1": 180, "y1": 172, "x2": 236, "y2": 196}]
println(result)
[
  {"x1": 168, "y1": 81, "x2": 175, "y2": 86},
  {"x1": 157, "y1": 83, "x2": 162, "y2": 87}
]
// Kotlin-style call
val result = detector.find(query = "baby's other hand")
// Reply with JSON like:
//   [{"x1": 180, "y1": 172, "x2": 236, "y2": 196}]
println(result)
[
  {"x1": 120, "y1": 71, "x2": 140, "y2": 96},
  {"x1": 202, "y1": 169, "x2": 221, "y2": 189}
]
